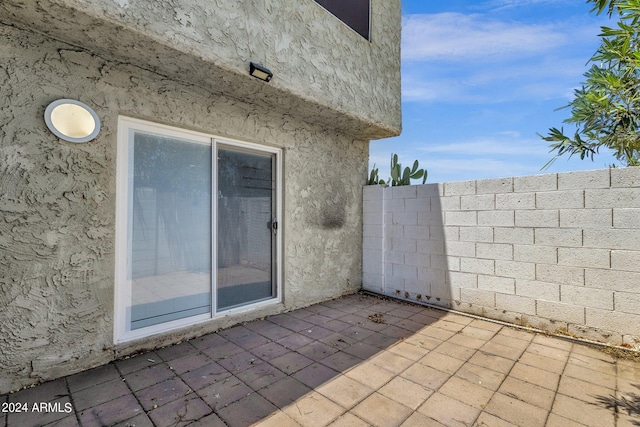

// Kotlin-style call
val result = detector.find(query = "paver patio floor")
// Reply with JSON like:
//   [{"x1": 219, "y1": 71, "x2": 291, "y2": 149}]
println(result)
[{"x1": 2, "y1": 293, "x2": 639, "y2": 427}]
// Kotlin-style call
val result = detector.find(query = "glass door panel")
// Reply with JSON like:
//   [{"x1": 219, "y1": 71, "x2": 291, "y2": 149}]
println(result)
[
  {"x1": 217, "y1": 147, "x2": 275, "y2": 310},
  {"x1": 129, "y1": 131, "x2": 212, "y2": 329}
]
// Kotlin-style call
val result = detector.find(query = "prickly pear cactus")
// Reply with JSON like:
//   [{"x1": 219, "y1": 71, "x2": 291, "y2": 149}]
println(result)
[
  {"x1": 367, "y1": 154, "x2": 428, "y2": 186},
  {"x1": 389, "y1": 154, "x2": 427, "y2": 186}
]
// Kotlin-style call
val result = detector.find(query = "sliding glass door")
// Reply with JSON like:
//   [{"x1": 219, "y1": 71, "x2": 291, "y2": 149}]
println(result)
[
  {"x1": 216, "y1": 146, "x2": 277, "y2": 310},
  {"x1": 116, "y1": 118, "x2": 281, "y2": 342}
]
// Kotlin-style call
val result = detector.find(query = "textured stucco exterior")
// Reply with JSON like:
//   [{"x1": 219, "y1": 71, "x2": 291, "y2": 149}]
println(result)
[
  {"x1": 0, "y1": 0, "x2": 401, "y2": 393},
  {"x1": 0, "y1": 0, "x2": 401, "y2": 139},
  {"x1": 363, "y1": 168, "x2": 640, "y2": 348}
]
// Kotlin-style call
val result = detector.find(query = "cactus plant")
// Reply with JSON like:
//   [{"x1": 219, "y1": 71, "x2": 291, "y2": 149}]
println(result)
[
  {"x1": 367, "y1": 154, "x2": 428, "y2": 186},
  {"x1": 389, "y1": 154, "x2": 427, "y2": 186},
  {"x1": 368, "y1": 164, "x2": 386, "y2": 185}
]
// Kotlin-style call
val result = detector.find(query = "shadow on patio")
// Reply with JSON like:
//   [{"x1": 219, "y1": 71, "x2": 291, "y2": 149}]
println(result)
[{"x1": 2, "y1": 293, "x2": 639, "y2": 427}]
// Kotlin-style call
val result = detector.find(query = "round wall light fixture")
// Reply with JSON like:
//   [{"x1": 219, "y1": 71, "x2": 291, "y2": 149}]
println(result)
[{"x1": 44, "y1": 99, "x2": 101, "y2": 143}]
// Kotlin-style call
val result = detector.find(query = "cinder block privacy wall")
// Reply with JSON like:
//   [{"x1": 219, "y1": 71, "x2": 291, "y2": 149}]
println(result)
[{"x1": 363, "y1": 167, "x2": 640, "y2": 346}]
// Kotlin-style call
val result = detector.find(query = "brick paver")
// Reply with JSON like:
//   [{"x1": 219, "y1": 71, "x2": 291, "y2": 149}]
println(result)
[{"x1": 2, "y1": 293, "x2": 639, "y2": 426}]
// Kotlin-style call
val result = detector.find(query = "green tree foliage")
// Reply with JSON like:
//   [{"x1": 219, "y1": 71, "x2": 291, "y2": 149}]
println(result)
[{"x1": 540, "y1": 0, "x2": 640, "y2": 168}]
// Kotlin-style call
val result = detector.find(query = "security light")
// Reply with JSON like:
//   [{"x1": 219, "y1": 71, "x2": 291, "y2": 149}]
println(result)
[
  {"x1": 44, "y1": 99, "x2": 101, "y2": 143},
  {"x1": 250, "y1": 62, "x2": 273, "y2": 82}
]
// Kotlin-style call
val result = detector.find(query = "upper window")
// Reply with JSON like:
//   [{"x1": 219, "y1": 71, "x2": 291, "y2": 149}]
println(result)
[{"x1": 313, "y1": 0, "x2": 370, "y2": 40}]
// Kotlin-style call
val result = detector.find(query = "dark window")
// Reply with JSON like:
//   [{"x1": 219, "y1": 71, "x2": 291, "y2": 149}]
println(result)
[{"x1": 313, "y1": 0, "x2": 370, "y2": 40}]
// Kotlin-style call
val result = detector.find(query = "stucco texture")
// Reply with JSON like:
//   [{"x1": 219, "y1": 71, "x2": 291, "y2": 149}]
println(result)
[
  {"x1": 0, "y1": 0, "x2": 401, "y2": 139},
  {"x1": 0, "y1": 20, "x2": 370, "y2": 393}
]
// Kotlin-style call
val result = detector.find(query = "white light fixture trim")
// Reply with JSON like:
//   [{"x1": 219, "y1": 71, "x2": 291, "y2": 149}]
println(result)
[{"x1": 44, "y1": 99, "x2": 101, "y2": 143}]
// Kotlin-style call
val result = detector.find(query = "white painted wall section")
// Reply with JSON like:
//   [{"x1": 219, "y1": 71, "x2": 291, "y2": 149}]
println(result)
[{"x1": 363, "y1": 168, "x2": 640, "y2": 347}]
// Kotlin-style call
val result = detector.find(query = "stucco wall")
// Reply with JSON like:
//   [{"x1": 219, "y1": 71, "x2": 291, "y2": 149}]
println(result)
[
  {"x1": 0, "y1": 22, "x2": 367, "y2": 393},
  {"x1": 0, "y1": 0, "x2": 401, "y2": 139},
  {"x1": 363, "y1": 168, "x2": 640, "y2": 348}
]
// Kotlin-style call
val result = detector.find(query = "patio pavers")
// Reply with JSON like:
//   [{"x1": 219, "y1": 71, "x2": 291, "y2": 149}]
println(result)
[{"x1": 2, "y1": 292, "x2": 640, "y2": 427}]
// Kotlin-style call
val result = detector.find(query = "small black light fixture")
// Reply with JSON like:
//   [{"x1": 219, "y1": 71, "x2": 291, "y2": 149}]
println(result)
[{"x1": 249, "y1": 62, "x2": 273, "y2": 82}]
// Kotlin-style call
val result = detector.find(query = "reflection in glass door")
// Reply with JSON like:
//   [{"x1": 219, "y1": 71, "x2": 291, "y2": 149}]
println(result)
[
  {"x1": 116, "y1": 117, "x2": 281, "y2": 342},
  {"x1": 129, "y1": 131, "x2": 212, "y2": 330},
  {"x1": 216, "y1": 146, "x2": 276, "y2": 310}
]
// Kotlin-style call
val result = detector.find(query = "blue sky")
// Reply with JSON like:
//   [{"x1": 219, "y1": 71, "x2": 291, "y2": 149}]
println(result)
[{"x1": 370, "y1": 0, "x2": 620, "y2": 183}]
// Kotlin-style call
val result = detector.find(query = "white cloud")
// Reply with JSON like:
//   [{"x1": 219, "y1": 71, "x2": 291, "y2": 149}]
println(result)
[
  {"x1": 423, "y1": 157, "x2": 540, "y2": 180},
  {"x1": 401, "y1": 61, "x2": 575, "y2": 104},
  {"x1": 402, "y1": 13, "x2": 567, "y2": 62},
  {"x1": 479, "y1": 0, "x2": 569, "y2": 12},
  {"x1": 377, "y1": 7, "x2": 621, "y2": 183},
  {"x1": 369, "y1": 131, "x2": 619, "y2": 183},
  {"x1": 370, "y1": 134, "x2": 553, "y2": 182},
  {"x1": 371, "y1": 151, "x2": 546, "y2": 183},
  {"x1": 400, "y1": 12, "x2": 604, "y2": 104},
  {"x1": 416, "y1": 137, "x2": 547, "y2": 157},
  {"x1": 401, "y1": 75, "x2": 477, "y2": 103}
]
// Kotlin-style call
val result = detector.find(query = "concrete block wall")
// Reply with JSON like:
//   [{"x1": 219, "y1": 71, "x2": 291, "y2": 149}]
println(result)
[{"x1": 363, "y1": 167, "x2": 640, "y2": 347}]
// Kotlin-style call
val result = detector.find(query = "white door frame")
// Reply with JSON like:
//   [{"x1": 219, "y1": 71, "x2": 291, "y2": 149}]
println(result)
[{"x1": 114, "y1": 117, "x2": 282, "y2": 344}]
